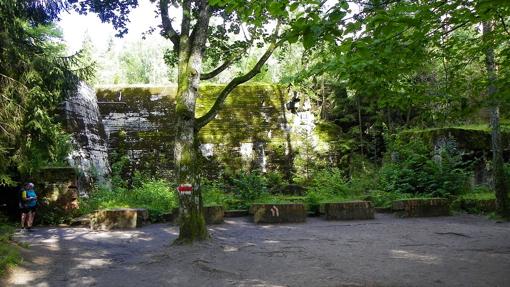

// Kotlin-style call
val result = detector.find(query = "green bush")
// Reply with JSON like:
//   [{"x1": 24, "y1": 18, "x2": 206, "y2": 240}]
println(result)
[
  {"x1": 201, "y1": 180, "x2": 242, "y2": 209},
  {"x1": 348, "y1": 168, "x2": 380, "y2": 195},
  {"x1": 305, "y1": 168, "x2": 362, "y2": 205},
  {"x1": 231, "y1": 171, "x2": 268, "y2": 203},
  {"x1": 379, "y1": 137, "x2": 470, "y2": 198},
  {"x1": 36, "y1": 202, "x2": 80, "y2": 225},
  {"x1": 368, "y1": 190, "x2": 414, "y2": 208},
  {"x1": 265, "y1": 171, "x2": 286, "y2": 193},
  {"x1": 80, "y1": 178, "x2": 178, "y2": 219}
]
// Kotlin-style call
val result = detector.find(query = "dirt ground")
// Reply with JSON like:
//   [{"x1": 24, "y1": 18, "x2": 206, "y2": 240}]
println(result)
[{"x1": 2, "y1": 213, "x2": 510, "y2": 287}]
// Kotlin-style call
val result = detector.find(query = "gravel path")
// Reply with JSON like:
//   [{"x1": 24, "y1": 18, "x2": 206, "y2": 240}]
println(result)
[{"x1": 3, "y1": 214, "x2": 510, "y2": 287}]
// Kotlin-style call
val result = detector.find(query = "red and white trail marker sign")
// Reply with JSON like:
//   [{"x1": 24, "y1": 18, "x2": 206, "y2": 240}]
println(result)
[{"x1": 177, "y1": 184, "x2": 193, "y2": 195}]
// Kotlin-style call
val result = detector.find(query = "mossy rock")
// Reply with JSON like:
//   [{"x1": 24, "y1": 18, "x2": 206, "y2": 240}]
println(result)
[{"x1": 392, "y1": 198, "x2": 450, "y2": 218}]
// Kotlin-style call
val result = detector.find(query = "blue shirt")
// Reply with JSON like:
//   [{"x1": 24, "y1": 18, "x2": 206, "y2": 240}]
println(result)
[{"x1": 25, "y1": 189, "x2": 37, "y2": 207}]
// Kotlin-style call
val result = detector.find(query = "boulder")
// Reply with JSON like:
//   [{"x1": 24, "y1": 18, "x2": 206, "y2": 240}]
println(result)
[
  {"x1": 204, "y1": 205, "x2": 224, "y2": 224},
  {"x1": 323, "y1": 201, "x2": 375, "y2": 220},
  {"x1": 91, "y1": 208, "x2": 148, "y2": 230},
  {"x1": 251, "y1": 203, "x2": 306, "y2": 224},
  {"x1": 392, "y1": 198, "x2": 450, "y2": 217}
]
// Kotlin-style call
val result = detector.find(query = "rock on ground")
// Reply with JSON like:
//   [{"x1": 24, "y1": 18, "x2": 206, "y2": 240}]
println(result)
[{"x1": 2, "y1": 214, "x2": 510, "y2": 287}]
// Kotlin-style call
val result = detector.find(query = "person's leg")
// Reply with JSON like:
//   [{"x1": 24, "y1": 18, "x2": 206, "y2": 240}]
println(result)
[
  {"x1": 27, "y1": 210, "x2": 34, "y2": 229},
  {"x1": 21, "y1": 212, "x2": 27, "y2": 229}
]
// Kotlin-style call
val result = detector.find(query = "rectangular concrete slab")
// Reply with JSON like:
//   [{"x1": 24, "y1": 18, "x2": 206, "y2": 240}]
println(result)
[
  {"x1": 392, "y1": 198, "x2": 450, "y2": 217},
  {"x1": 91, "y1": 208, "x2": 148, "y2": 230},
  {"x1": 224, "y1": 209, "x2": 249, "y2": 217},
  {"x1": 204, "y1": 205, "x2": 224, "y2": 224},
  {"x1": 251, "y1": 203, "x2": 306, "y2": 224},
  {"x1": 323, "y1": 201, "x2": 375, "y2": 220}
]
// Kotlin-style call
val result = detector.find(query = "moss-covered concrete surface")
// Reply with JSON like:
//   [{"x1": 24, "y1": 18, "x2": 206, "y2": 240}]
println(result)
[
  {"x1": 399, "y1": 126, "x2": 510, "y2": 151},
  {"x1": 95, "y1": 84, "x2": 332, "y2": 176}
]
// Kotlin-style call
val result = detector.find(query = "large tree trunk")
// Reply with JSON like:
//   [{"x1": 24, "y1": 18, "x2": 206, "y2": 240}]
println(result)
[
  {"x1": 174, "y1": 67, "x2": 209, "y2": 243},
  {"x1": 483, "y1": 21, "x2": 509, "y2": 218},
  {"x1": 173, "y1": 0, "x2": 211, "y2": 243}
]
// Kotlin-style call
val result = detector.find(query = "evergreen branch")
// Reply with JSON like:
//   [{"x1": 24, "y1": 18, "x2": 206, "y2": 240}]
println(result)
[{"x1": 0, "y1": 73, "x2": 29, "y2": 92}]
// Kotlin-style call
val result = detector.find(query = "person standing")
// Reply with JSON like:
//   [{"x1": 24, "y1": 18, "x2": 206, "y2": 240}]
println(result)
[{"x1": 20, "y1": 182, "x2": 37, "y2": 231}]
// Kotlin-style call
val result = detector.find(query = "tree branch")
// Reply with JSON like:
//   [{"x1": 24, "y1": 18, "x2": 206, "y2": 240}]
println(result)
[
  {"x1": 195, "y1": 39, "x2": 282, "y2": 128},
  {"x1": 159, "y1": 0, "x2": 180, "y2": 51},
  {"x1": 200, "y1": 55, "x2": 239, "y2": 80},
  {"x1": 497, "y1": 12, "x2": 510, "y2": 37},
  {"x1": 190, "y1": 0, "x2": 211, "y2": 57}
]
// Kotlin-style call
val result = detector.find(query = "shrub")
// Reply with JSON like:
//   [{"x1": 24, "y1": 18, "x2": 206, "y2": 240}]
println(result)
[
  {"x1": 348, "y1": 168, "x2": 380, "y2": 195},
  {"x1": 305, "y1": 168, "x2": 361, "y2": 205},
  {"x1": 80, "y1": 178, "x2": 178, "y2": 220},
  {"x1": 202, "y1": 180, "x2": 241, "y2": 209},
  {"x1": 265, "y1": 171, "x2": 287, "y2": 193},
  {"x1": 231, "y1": 171, "x2": 268, "y2": 203},
  {"x1": 368, "y1": 190, "x2": 413, "y2": 208},
  {"x1": 379, "y1": 137, "x2": 470, "y2": 198}
]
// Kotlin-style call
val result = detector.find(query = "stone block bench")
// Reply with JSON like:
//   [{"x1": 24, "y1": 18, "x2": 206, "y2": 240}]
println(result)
[
  {"x1": 204, "y1": 205, "x2": 224, "y2": 224},
  {"x1": 251, "y1": 203, "x2": 306, "y2": 224},
  {"x1": 459, "y1": 198, "x2": 496, "y2": 214},
  {"x1": 392, "y1": 198, "x2": 450, "y2": 217},
  {"x1": 90, "y1": 208, "x2": 148, "y2": 230},
  {"x1": 323, "y1": 201, "x2": 375, "y2": 220},
  {"x1": 224, "y1": 209, "x2": 249, "y2": 217}
]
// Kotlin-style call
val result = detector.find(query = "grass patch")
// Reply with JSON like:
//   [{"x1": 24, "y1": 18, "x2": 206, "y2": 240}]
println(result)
[
  {"x1": 452, "y1": 187, "x2": 498, "y2": 214},
  {"x1": 80, "y1": 179, "x2": 178, "y2": 220},
  {"x1": 367, "y1": 191, "x2": 437, "y2": 208},
  {"x1": 0, "y1": 218, "x2": 22, "y2": 277},
  {"x1": 458, "y1": 192, "x2": 495, "y2": 201},
  {"x1": 252, "y1": 195, "x2": 306, "y2": 204}
]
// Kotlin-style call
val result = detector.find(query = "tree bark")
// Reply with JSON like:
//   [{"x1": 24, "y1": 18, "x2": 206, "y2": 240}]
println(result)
[
  {"x1": 160, "y1": 0, "x2": 281, "y2": 242},
  {"x1": 483, "y1": 21, "x2": 509, "y2": 218},
  {"x1": 174, "y1": 0, "x2": 210, "y2": 243}
]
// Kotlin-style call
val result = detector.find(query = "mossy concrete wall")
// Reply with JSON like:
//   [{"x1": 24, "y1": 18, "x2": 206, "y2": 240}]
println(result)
[{"x1": 95, "y1": 84, "x2": 331, "y2": 177}]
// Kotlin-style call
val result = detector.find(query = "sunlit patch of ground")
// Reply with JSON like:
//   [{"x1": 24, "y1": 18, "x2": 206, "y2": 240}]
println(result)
[{"x1": 2, "y1": 214, "x2": 510, "y2": 287}]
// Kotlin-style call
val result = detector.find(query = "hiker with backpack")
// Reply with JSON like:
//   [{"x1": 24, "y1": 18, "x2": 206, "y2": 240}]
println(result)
[{"x1": 19, "y1": 182, "x2": 37, "y2": 231}]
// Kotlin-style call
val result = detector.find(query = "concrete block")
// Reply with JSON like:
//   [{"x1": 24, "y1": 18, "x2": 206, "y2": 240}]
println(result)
[
  {"x1": 251, "y1": 203, "x2": 306, "y2": 224},
  {"x1": 323, "y1": 201, "x2": 375, "y2": 220}
]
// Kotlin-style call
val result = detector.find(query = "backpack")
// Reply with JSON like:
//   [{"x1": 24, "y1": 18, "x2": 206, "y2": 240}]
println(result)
[{"x1": 18, "y1": 188, "x2": 26, "y2": 209}]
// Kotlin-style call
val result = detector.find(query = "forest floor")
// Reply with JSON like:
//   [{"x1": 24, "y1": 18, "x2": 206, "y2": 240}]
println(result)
[{"x1": 2, "y1": 214, "x2": 510, "y2": 287}]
